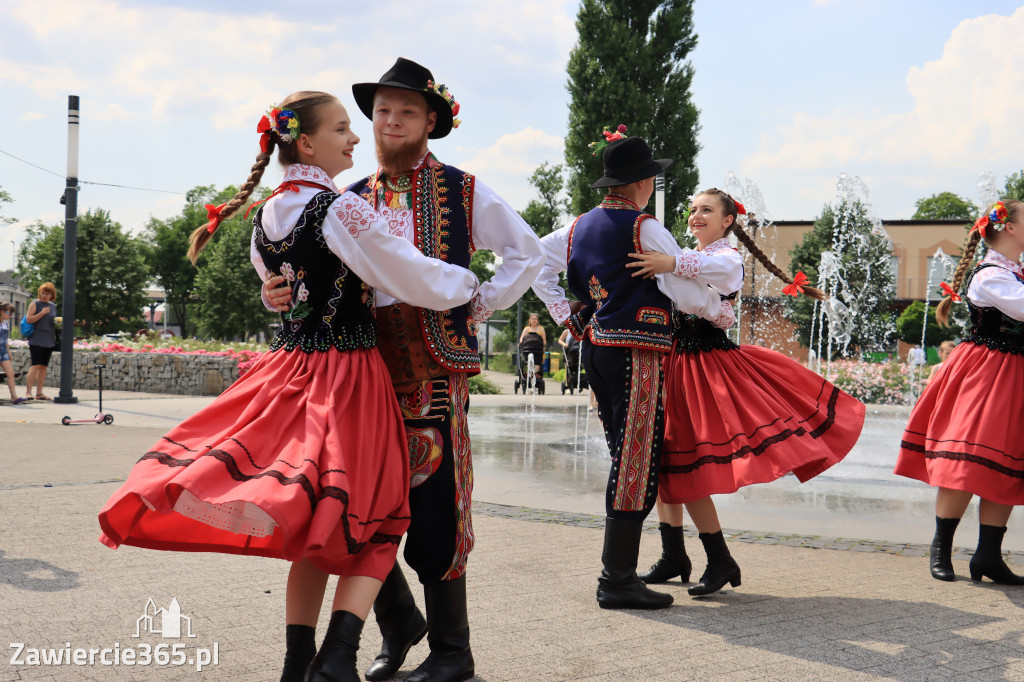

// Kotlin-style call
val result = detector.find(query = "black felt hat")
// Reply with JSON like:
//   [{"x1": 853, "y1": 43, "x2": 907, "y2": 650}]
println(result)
[
  {"x1": 352, "y1": 58, "x2": 457, "y2": 140},
  {"x1": 590, "y1": 137, "x2": 673, "y2": 189}
]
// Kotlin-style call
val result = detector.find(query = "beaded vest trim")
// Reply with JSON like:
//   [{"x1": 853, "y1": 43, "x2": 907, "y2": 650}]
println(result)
[
  {"x1": 964, "y1": 263, "x2": 1024, "y2": 355},
  {"x1": 254, "y1": 191, "x2": 377, "y2": 353}
]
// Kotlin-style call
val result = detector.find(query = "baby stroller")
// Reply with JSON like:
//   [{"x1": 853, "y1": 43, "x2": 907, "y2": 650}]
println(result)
[
  {"x1": 514, "y1": 331, "x2": 545, "y2": 395},
  {"x1": 560, "y1": 335, "x2": 588, "y2": 395}
]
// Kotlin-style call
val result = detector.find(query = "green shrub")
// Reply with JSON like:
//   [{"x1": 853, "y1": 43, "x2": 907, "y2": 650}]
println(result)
[
  {"x1": 487, "y1": 353, "x2": 515, "y2": 373},
  {"x1": 468, "y1": 374, "x2": 501, "y2": 395}
]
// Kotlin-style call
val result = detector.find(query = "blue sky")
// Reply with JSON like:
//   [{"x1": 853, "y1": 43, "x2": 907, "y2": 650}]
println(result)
[{"x1": 3, "y1": 0, "x2": 1024, "y2": 270}]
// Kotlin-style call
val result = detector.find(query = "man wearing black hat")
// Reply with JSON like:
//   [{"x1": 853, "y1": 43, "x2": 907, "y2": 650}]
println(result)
[
  {"x1": 532, "y1": 132, "x2": 734, "y2": 610},
  {"x1": 345, "y1": 58, "x2": 541, "y2": 681}
]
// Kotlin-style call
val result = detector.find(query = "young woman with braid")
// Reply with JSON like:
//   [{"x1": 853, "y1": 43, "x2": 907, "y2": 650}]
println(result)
[
  {"x1": 98, "y1": 91, "x2": 479, "y2": 681},
  {"x1": 628, "y1": 188, "x2": 865, "y2": 596},
  {"x1": 895, "y1": 200, "x2": 1024, "y2": 586}
]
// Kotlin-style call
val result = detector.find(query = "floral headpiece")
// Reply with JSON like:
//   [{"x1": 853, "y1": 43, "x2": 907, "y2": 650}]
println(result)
[
  {"x1": 972, "y1": 200, "x2": 1009, "y2": 239},
  {"x1": 426, "y1": 80, "x2": 461, "y2": 129},
  {"x1": 257, "y1": 106, "x2": 300, "y2": 154},
  {"x1": 588, "y1": 124, "x2": 628, "y2": 156}
]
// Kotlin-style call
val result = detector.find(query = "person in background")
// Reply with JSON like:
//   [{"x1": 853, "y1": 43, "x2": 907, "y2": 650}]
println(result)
[
  {"x1": 24, "y1": 282, "x2": 57, "y2": 401},
  {"x1": 923, "y1": 340, "x2": 958, "y2": 388},
  {"x1": 1, "y1": 303, "x2": 28, "y2": 405}
]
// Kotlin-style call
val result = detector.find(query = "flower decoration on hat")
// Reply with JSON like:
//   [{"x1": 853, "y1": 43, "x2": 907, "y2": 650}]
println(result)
[
  {"x1": 782, "y1": 271, "x2": 811, "y2": 297},
  {"x1": 257, "y1": 106, "x2": 301, "y2": 154},
  {"x1": 588, "y1": 124, "x2": 628, "y2": 156},
  {"x1": 426, "y1": 79, "x2": 461, "y2": 128},
  {"x1": 939, "y1": 281, "x2": 961, "y2": 303}
]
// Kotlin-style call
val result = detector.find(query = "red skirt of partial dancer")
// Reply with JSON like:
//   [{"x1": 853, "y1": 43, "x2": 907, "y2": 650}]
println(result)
[
  {"x1": 658, "y1": 345, "x2": 865, "y2": 504},
  {"x1": 98, "y1": 348, "x2": 410, "y2": 579},
  {"x1": 894, "y1": 342, "x2": 1024, "y2": 505}
]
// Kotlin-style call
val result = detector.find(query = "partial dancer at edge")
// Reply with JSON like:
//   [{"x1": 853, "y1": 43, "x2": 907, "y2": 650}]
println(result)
[{"x1": 895, "y1": 199, "x2": 1024, "y2": 586}]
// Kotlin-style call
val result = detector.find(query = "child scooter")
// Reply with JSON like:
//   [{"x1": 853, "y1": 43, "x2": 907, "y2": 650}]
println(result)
[{"x1": 61, "y1": 365, "x2": 114, "y2": 426}]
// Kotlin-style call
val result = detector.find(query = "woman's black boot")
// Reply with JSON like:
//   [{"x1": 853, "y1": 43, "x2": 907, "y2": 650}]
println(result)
[
  {"x1": 688, "y1": 531, "x2": 741, "y2": 596},
  {"x1": 364, "y1": 564, "x2": 428, "y2": 681},
  {"x1": 280, "y1": 624, "x2": 316, "y2": 682},
  {"x1": 596, "y1": 517, "x2": 674, "y2": 609},
  {"x1": 304, "y1": 610, "x2": 363, "y2": 682},
  {"x1": 929, "y1": 516, "x2": 960, "y2": 581},
  {"x1": 639, "y1": 522, "x2": 691, "y2": 584},
  {"x1": 969, "y1": 524, "x2": 1024, "y2": 585}
]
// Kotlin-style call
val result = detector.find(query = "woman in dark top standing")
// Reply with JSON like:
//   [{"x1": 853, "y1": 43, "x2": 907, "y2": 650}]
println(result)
[{"x1": 24, "y1": 281, "x2": 57, "y2": 400}]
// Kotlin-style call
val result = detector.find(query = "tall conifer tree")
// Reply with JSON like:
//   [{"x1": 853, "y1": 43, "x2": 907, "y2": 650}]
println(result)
[{"x1": 565, "y1": 0, "x2": 700, "y2": 236}]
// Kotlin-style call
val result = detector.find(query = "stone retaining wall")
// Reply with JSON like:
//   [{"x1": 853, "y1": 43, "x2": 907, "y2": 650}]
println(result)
[{"x1": 8, "y1": 349, "x2": 239, "y2": 396}]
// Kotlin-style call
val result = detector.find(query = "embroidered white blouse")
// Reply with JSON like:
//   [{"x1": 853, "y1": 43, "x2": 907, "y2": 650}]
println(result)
[
  {"x1": 368, "y1": 152, "x2": 543, "y2": 320},
  {"x1": 531, "y1": 215, "x2": 735, "y2": 329},
  {"x1": 967, "y1": 249, "x2": 1024, "y2": 322},
  {"x1": 250, "y1": 164, "x2": 479, "y2": 311}
]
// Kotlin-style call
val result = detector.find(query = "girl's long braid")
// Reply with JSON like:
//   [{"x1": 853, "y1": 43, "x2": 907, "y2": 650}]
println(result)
[
  {"x1": 935, "y1": 229, "x2": 982, "y2": 327},
  {"x1": 187, "y1": 146, "x2": 274, "y2": 264},
  {"x1": 701, "y1": 188, "x2": 827, "y2": 301}
]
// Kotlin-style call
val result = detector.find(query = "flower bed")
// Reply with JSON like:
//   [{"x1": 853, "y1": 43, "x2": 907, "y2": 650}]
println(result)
[
  {"x1": 821, "y1": 359, "x2": 920, "y2": 405},
  {"x1": 9, "y1": 337, "x2": 270, "y2": 377}
]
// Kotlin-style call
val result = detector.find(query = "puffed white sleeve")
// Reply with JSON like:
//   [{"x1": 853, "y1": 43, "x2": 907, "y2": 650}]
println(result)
[
  {"x1": 635, "y1": 218, "x2": 744, "y2": 293},
  {"x1": 320, "y1": 192, "x2": 479, "y2": 310},
  {"x1": 530, "y1": 226, "x2": 574, "y2": 325},
  {"x1": 470, "y1": 180, "x2": 544, "y2": 314},
  {"x1": 968, "y1": 268, "x2": 1024, "y2": 321},
  {"x1": 638, "y1": 217, "x2": 734, "y2": 327}
]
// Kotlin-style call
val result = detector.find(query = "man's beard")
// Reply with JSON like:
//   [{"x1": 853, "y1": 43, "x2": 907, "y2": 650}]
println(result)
[{"x1": 376, "y1": 134, "x2": 429, "y2": 174}]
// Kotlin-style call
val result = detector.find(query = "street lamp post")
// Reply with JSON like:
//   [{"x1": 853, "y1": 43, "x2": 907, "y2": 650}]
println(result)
[
  {"x1": 8, "y1": 240, "x2": 14, "y2": 271},
  {"x1": 55, "y1": 95, "x2": 79, "y2": 404}
]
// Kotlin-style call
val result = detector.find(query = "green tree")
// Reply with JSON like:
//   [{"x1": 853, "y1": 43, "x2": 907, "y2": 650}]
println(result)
[
  {"x1": 194, "y1": 212, "x2": 276, "y2": 340},
  {"x1": 895, "y1": 300, "x2": 957, "y2": 346},
  {"x1": 0, "y1": 187, "x2": 14, "y2": 226},
  {"x1": 143, "y1": 185, "x2": 223, "y2": 338},
  {"x1": 785, "y1": 201, "x2": 896, "y2": 356},
  {"x1": 564, "y1": 0, "x2": 700, "y2": 240},
  {"x1": 1003, "y1": 170, "x2": 1024, "y2": 202},
  {"x1": 912, "y1": 192, "x2": 977, "y2": 221},
  {"x1": 17, "y1": 209, "x2": 149, "y2": 336}
]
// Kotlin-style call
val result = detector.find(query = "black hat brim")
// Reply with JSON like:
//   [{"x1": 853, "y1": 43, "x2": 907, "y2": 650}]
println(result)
[
  {"x1": 591, "y1": 158, "x2": 673, "y2": 189},
  {"x1": 352, "y1": 82, "x2": 454, "y2": 139}
]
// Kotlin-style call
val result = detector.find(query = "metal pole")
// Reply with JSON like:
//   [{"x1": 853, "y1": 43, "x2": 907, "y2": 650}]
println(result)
[
  {"x1": 655, "y1": 172, "x2": 665, "y2": 224},
  {"x1": 8, "y1": 240, "x2": 14, "y2": 270},
  {"x1": 515, "y1": 299, "x2": 523, "y2": 376},
  {"x1": 55, "y1": 95, "x2": 79, "y2": 404}
]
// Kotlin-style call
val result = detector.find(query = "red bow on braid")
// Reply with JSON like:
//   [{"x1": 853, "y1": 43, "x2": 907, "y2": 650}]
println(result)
[
  {"x1": 940, "y1": 281, "x2": 962, "y2": 303},
  {"x1": 244, "y1": 180, "x2": 328, "y2": 219},
  {"x1": 782, "y1": 271, "x2": 810, "y2": 297},
  {"x1": 257, "y1": 113, "x2": 274, "y2": 154},
  {"x1": 204, "y1": 203, "x2": 228, "y2": 235},
  {"x1": 972, "y1": 214, "x2": 990, "y2": 238},
  {"x1": 734, "y1": 201, "x2": 747, "y2": 215}
]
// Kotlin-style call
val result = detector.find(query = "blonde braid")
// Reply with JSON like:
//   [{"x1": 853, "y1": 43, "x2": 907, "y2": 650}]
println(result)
[
  {"x1": 187, "y1": 148, "x2": 274, "y2": 264},
  {"x1": 935, "y1": 229, "x2": 982, "y2": 327}
]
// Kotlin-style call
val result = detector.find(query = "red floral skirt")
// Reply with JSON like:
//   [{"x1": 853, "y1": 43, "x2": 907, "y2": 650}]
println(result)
[
  {"x1": 895, "y1": 342, "x2": 1024, "y2": 505},
  {"x1": 99, "y1": 347, "x2": 410, "y2": 579},
  {"x1": 658, "y1": 344, "x2": 865, "y2": 504}
]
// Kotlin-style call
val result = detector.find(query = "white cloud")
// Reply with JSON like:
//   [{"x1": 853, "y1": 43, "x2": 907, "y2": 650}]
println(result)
[
  {"x1": 455, "y1": 127, "x2": 564, "y2": 210},
  {"x1": 744, "y1": 8, "x2": 1024, "y2": 178},
  {"x1": 19, "y1": 112, "x2": 46, "y2": 122}
]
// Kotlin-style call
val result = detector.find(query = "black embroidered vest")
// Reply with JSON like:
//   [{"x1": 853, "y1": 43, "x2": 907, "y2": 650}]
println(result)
[
  {"x1": 965, "y1": 263, "x2": 1024, "y2": 355},
  {"x1": 348, "y1": 157, "x2": 480, "y2": 374},
  {"x1": 566, "y1": 196, "x2": 672, "y2": 351},
  {"x1": 254, "y1": 191, "x2": 377, "y2": 353}
]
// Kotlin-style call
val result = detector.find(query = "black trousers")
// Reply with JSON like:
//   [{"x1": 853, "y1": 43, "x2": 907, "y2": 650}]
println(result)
[
  {"x1": 394, "y1": 374, "x2": 474, "y2": 585},
  {"x1": 582, "y1": 343, "x2": 666, "y2": 522}
]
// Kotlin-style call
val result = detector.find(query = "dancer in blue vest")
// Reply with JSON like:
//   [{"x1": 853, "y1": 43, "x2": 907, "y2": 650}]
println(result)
[
  {"x1": 268, "y1": 59, "x2": 542, "y2": 681},
  {"x1": 533, "y1": 131, "x2": 735, "y2": 610}
]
